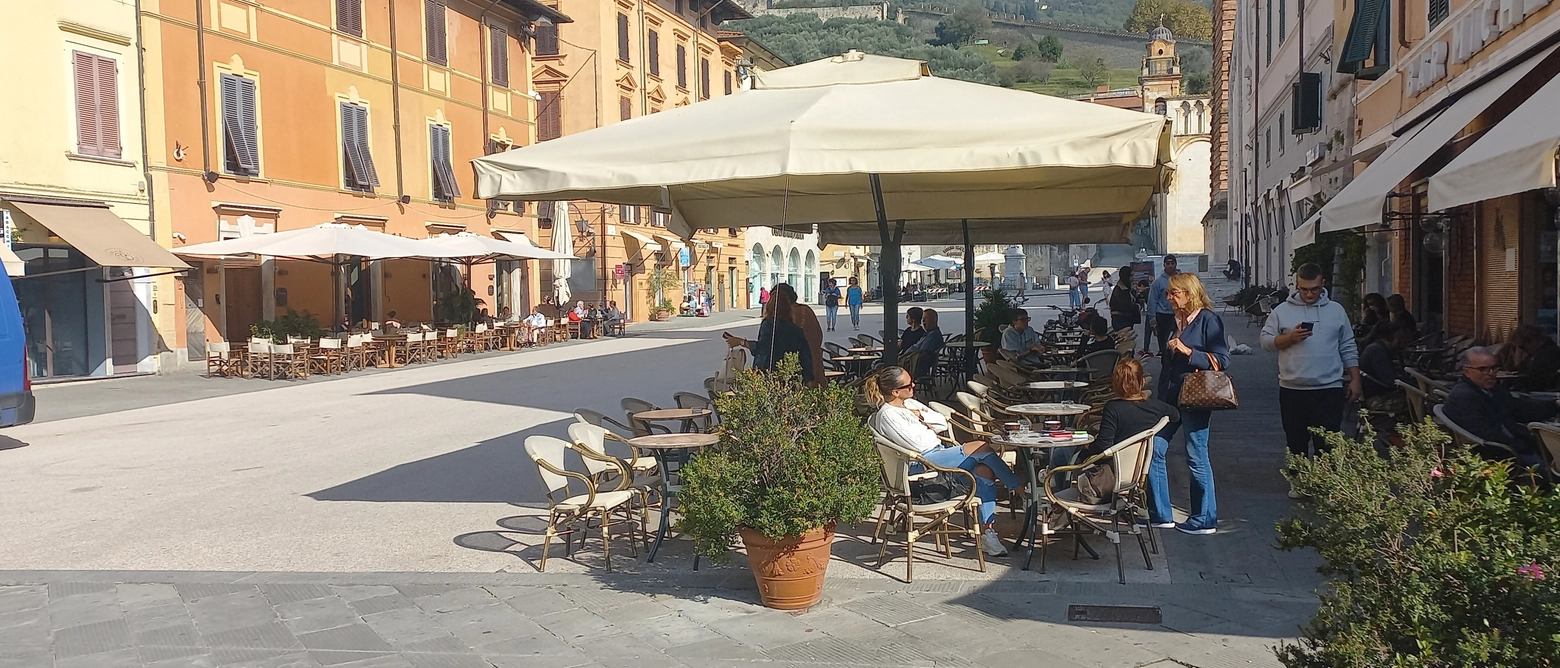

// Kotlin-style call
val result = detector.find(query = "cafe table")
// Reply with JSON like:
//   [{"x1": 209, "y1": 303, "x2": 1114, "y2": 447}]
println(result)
[
  {"x1": 629, "y1": 432, "x2": 720, "y2": 566},
  {"x1": 988, "y1": 429, "x2": 1097, "y2": 571},
  {"x1": 370, "y1": 334, "x2": 407, "y2": 368},
  {"x1": 1004, "y1": 402, "x2": 1090, "y2": 419},
  {"x1": 632, "y1": 407, "x2": 714, "y2": 434},
  {"x1": 845, "y1": 347, "x2": 883, "y2": 354}
]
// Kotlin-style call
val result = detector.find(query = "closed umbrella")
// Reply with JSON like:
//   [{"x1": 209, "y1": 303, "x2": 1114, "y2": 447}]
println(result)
[
  {"x1": 549, "y1": 203, "x2": 573, "y2": 304},
  {"x1": 473, "y1": 51, "x2": 1170, "y2": 360}
]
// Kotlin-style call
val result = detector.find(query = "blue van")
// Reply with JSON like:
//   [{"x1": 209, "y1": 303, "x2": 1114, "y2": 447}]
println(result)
[{"x1": 0, "y1": 274, "x2": 34, "y2": 426}]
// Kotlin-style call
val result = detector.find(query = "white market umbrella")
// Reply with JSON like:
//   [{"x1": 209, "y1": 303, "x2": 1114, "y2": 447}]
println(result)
[
  {"x1": 917, "y1": 255, "x2": 961, "y2": 271},
  {"x1": 973, "y1": 252, "x2": 1006, "y2": 264},
  {"x1": 550, "y1": 203, "x2": 573, "y2": 304},
  {"x1": 415, "y1": 231, "x2": 574, "y2": 263},
  {"x1": 901, "y1": 260, "x2": 936, "y2": 273},
  {"x1": 472, "y1": 51, "x2": 1171, "y2": 359},
  {"x1": 173, "y1": 223, "x2": 427, "y2": 260}
]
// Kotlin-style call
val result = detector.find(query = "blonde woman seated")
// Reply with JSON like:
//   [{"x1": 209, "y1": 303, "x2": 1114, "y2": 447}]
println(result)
[{"x1": 866, "y1": 365, "x2": 1021, "y2": 558}]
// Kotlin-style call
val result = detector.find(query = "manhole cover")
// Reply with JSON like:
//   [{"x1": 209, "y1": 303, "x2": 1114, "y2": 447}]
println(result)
[{"x1": 1067, "y1": 604, "x2": 1163, "y2": 624}]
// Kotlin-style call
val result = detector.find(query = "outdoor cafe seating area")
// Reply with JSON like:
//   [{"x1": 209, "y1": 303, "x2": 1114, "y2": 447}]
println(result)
[{"x1": 518, "y1": 316, "x2": 1158, "y2": 583}]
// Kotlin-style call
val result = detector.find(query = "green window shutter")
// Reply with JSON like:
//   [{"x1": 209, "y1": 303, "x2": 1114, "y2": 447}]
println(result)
[{"x1": 1340, "y1": 0, "x2": 1391, "y2": 79}]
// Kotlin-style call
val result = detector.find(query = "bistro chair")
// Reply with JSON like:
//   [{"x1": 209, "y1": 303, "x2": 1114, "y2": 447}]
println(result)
[
  {"x1": 621, "y1": 397, "x2": 670, "y2": 437},
  {"x1": 310, "y1": 337, "x2": 345, "y2": 375},
  {"x1": 205, "y1": 342, "x2": 242, "y2": 378},
  {"x1": 1043, "y1": 417, "x2": 1168, "y2": 583},
  {"x1": 246, "y1": 339, "x2": 272, "y2": 379},
  {"x1": 1433, "y1": 404, "x2": 1522, "y2": 461},
  {"x1": 1526, "y1": 422, "x2": 1560, "y2": 482},
  {"x1": 568, "y1": 422, "x2": 660, "y2": 508},
  {"x1": 673, "y1": 392, "x2": 716, "y2": 431},
  {"x1": 871, "y1": 432, "x2": 985, "y2": 582},
  {"x1": 523, "y1": 435, "x2": 641, "y2": 572},
  {"x1": 1397, "y1": 380, "x2": 1430, "y2": 426},
  {"x1": 573, "y1": 411, "x2": 660, "y2": 477},
  {"x1": 1076, "y1": 350, "x2": 1121, "y2": 384}
]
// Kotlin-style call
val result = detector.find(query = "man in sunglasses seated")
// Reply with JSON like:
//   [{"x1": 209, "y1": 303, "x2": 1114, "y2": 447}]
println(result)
[{"x1": 1443, "y1": 346, "x2": 1559, "y2": 466}]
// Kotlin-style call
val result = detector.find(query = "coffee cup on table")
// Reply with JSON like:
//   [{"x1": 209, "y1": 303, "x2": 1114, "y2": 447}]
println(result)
[{"x1": 1043, "y1": 420, "x2": 1062, "y2": 432}]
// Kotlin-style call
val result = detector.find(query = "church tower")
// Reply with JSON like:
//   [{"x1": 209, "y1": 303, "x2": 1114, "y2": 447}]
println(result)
[{"x1": 1140, "y1": 20, "x2": 1182, "y2": 114}]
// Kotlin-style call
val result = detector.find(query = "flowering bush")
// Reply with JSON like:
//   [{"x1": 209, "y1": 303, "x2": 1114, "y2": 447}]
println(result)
[{"x1": 1277, "y1": 418, "x2": 1560, "y2": 667}]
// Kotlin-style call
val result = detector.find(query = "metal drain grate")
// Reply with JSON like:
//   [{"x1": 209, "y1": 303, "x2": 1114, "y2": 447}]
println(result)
[{"x1": 1066, "y1": 604, "x2": 1163, "y2": 624}]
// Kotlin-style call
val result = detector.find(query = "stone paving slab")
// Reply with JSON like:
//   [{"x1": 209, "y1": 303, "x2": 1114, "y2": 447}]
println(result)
[{"x1": 0, "y1": 571, "x2": 1305, "y2": 668}]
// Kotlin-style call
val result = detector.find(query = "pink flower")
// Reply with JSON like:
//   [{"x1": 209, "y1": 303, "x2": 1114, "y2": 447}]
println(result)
[
  {"x1": 1430, "y1": 468, "x2": 1444, "y2": 479},
  {"x1": 1517, "y1": 562, "x2": 1546, "y2": 581}
]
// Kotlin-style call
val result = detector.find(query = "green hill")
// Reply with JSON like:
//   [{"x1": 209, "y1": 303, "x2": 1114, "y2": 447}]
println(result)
[{"x1": 963, "y1": 44, "x2": 1140, "y2": 97}]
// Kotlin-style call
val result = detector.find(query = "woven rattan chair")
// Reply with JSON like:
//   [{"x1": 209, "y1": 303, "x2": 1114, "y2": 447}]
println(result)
[
  {"x1": 573, "y1": 411, "x2": 659, "y2": 478},
  {"x1": 1043, "y1": 417, "x2": 1168, "y2": 583},
  {"x1": 523, "y1": 435, "x2": 641, "y2": 572},
  {"x1": 1526, "y1": 422, "x2": 1560, "y2": 481},
  {"x1": 871, "y1": 432, "x2": 985, "y2": 582},
  {"x1": 1433, "y1": 404, "x2": 1521, "y2": 460},
  {"x1": 568, "y1": 422, "x2": 660, "y2": 508}
]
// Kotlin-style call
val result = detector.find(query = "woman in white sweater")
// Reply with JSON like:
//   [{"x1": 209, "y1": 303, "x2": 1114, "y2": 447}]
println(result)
[{"x1": 866, "y1": 366, "x2": 1020, "y2": 557}]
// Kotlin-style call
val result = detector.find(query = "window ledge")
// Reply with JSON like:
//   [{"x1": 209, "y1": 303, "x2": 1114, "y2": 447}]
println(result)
[{"x1": 66, "y1": 152, "x2": 136, "y2": 168}]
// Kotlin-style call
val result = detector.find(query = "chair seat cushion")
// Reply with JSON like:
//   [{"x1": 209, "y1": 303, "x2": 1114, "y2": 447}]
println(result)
[
  {"x1": 554, "y1": 490, "x2": 636, "y2": 511},
  {"x1": 892, "y1": 498, "x2": 969, "y2": 514}
]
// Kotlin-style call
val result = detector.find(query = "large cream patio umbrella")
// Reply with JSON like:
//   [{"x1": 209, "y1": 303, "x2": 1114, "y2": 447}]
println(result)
[
  {"x1": 473, "y1": 51, "x2": 1171, "y2": 360},
  {"x1": 415, "y1": 231, "x2": 575, "y2": 264}
]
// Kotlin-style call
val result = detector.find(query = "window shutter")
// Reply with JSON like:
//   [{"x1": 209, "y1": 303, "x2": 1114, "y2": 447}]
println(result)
[
  {"x1": 431, "y1": 125, "x2": 460, "y2": 200},
  {"x1": 73, "y1": 52, "x2": 101, "y2": 156},
  {"x1": 341, "y1": 103, "x2": 359, "y2": 188},
  {"x1": 342, "y1": 104, "x2": 377, "y2": 190},
  {"x1": 676, "y1": 46, "x2": 687, "y2": 88},
  {"x1": 538, "y1": 91, "x2": 561, "y2": 141},
  {"x1": 425, "y1": 0, "x2": 448, "y2": 66},
  {"x1": 96, "y1": 56, "x2": 121, "y2": 158},
  {"x1": 237, "y1": 76, "x2": 259, "y2": 174},
  {"x1": 1339, "y1": 0, "x2": 1390, "y2": 78},
  {"x1": 620, "y1": 97, "x2": 632, "y2": 121},
  {"x1": 617, "y1": 14, "x2": 630, "y2": 63},
  {"x1": 535, "y1": 23, "x2": 559, "y2": 56},
  {"x1": 648, "y1": 31, "x2": 660, "y2": 76},
  {"x1": 700, "y1": 58, "x2": 710, "y2": 99},
  {"x1": 490, "y1": 26, "x2": 509, "y2": 88},
  {"x1": 220, "y1": 73, "x2": 259, "y2": 175},
  {"x1": 723, "y1": 70, "x2": 732, "y2": 96},
  {"x1": 1428, "y1": 0, "x2": 1449, "y2": 28},
  {"x1": 336, "y1": 0, "x2": 363, "y2": 37},
  {"x1": 356, "y1": 106, "x2": 379, "y2": 186}
]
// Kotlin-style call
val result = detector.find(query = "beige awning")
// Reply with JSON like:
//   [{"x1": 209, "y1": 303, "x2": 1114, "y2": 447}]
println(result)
[
  {"x1": 0, "y1": 245, "x2": 23, "y2": 276},
  {"x1": 620, "y1": 230, "x2": 661, "y2": 256},
  {"x1": 653, "y1": 234, "x2": 686, "y2": 251},
  {"x1": 1430, "y1": 70, "x2": 1560, "y2": 211},
  {"x1": 1316, "y1": 45, "x2": 1555, "y2": 234},
  {"x1": 7, "y1": 200, "x2": 188, "y2": 269}
]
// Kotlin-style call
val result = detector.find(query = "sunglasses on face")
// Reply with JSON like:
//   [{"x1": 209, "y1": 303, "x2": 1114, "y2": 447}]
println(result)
[
  {"x1": 1466, "y1": 365, "x2": 1499, "y2": 374},
  {"x1": 895, "y1": 381, "x2": 916, "y2": 391}
]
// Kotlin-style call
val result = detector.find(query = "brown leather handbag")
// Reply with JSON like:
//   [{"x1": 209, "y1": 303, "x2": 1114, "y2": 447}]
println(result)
[{"x1": 1179, "y1": 352, "x2": 1239, "y2": 411}]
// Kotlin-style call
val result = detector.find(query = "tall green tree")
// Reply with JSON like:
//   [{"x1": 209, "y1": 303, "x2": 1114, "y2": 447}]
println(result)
[
  {"x1": 935, "y1": 1, "x2": 993, "y2": 46},
  {"x1": 1073, "y1": 47, "x2": 1111, "y2": 89},
  {"x1": 1123, "y1": 0, "x2": 1213, "y2": 41}
]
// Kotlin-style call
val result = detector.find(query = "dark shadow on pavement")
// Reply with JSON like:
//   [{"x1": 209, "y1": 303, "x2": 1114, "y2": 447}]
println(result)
[{"x1": 0, "y1": 435, "x2": 28, "y2": 451}]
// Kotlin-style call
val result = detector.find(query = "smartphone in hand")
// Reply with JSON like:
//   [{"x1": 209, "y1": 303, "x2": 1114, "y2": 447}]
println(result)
[{"x1": 1298, "y1": 322, "x2": 1315, "y2": 331}]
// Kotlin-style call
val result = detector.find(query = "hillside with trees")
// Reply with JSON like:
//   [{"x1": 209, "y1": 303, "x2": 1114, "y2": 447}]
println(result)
[{"x1": 727, "y1": 14, "x2": 999, "y2": 84}]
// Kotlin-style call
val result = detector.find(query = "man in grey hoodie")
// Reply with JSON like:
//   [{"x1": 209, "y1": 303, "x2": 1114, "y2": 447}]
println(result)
[{"x1": 1261, "y1": 264, "x2": 1362, "y2": 474}]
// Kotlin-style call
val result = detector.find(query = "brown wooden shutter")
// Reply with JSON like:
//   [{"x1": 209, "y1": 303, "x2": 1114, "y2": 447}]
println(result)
[
  {"x1": 700, "y1": 58, "x2": 710, "y2": 99},
  {"x1": 723, "y1": 70, "x2": 732, "y2": 96},
  {"x1": 425, "y1": 1, "x2": 448, "y2": 66},
  {"x1": 72, "y1": 52, "x2": 101, "y2": 156},
  {"x1": 336, "y1": 0, "x2": 363, "y2": 37},
  {"x1": 96, "y1": 55, "x2": 121, "y2": 158},
  {"x1": 620, "y1": 97, "x2": 631, "y2": 121},
  {"x1": 647, "y1": 31, "x2": 660, "y2": 77},
  {"x1": 676, "y1": 46, "x2": 687, "y2": 88},
  {"x1": 538, "y1": 91, "x2": 561, "y2": 141},
  {"x1": 490, "y1": 25, "x2": 509, "y2": 88},
  {"x1": 617, "y1": 14, "x2": 630, "y2": 63},
  {"x1": 535, "y1": 24, "x2": 559, "y2": 56}
]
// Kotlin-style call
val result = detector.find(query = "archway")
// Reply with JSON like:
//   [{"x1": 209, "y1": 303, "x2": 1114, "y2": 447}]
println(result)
[
  {"x1": 804, "y1": 250, "x2": 817, "y2": 302},
  {"x1": 770, "y1": 247, "x2": 783, "y2": 290},
  {"x1": 787, "y1": 248, "x2": 801, "y2": 290},
  {"x1": 750, "y1": 244, "x2": 765, "y2": 308}
]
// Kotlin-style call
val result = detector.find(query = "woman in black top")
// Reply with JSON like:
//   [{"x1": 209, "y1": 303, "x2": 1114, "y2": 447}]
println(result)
[
  {"x1": 1092, "y1": 357, "x2": 1179, "y2": 527},
  {"x1": 1074, "y1": 317, "x2": 1117, "y2": 362},
  {"x1": 900, "y1": 307, "x2": 926, "y2": 351},
  {"x1": 1108, "y1": 265, "x2": 1141, "y2": 333},
  {"x1": 724, "y1": 287, "x2": 814, "y2": 382}
]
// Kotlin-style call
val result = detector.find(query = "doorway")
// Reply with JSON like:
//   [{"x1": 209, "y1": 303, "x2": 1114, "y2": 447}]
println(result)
[
  {"x1": 224, "y1": 266, "x2": 263, "y2": 340},
  {"x1": 108, "y1": 269, "x2": 142, "y2": 374}
]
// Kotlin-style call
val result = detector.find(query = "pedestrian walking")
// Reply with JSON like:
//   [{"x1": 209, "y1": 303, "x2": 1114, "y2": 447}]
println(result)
[
  {"x1": 1078, "y1": 268, "x2": 1091, "y2": 302},
  {"x1": 1157, "y1": 272, "x2": 1229, "y2": 535},
  {"x1": 1148, "y1": 255, "x2": 1179, "y2": 357},
  {"x1": 1108, "y1": 265, "x2": 1140, "y2": 333},
  {"x1": 1260, "y1": 263, "x2": 1361, "y2": 498},
  {"x1": 1067, "y1": 272, "x2": 1081, "y2": 308},
  {"x1": 846, "y1": 277, "x2": 864, "y2": 331},
  {"x1": 823, "y1": 281, "x2": 842, "y2": 332}
]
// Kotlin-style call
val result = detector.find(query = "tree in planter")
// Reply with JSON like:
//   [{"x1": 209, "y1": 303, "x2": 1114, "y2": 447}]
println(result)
[
  {"x1": 648, "y1": 267, "x2": 682, "y2": 315},
  {"x1": 679, "y1": 355, "x2": 880, "y2": 562},
  {"x1": 1277, "y1": 419, "x2": 1560, "y2": 666}
]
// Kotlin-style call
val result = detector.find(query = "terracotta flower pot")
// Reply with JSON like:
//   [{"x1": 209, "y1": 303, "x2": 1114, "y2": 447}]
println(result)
[
  {"x1": 651, "y1": 310, "x2": 672, "y2": 321},
  {"x1": 739, "y1": 524, "x2": 834, "y2": 610}
]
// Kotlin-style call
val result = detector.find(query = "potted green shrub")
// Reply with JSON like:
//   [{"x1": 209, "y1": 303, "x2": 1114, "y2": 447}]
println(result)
[
  {"x1": 648, "y1": 268, "x2": 681, "y2": 321},
  {"x1": 971, "y1": 288, "x2": 1016, "y2": 363},
  {"x1": 679, "y1": 355, "x2": 880, "y2": 610}
]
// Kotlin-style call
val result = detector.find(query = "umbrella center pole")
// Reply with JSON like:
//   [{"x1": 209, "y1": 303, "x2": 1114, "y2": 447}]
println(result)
[
  {"x1": 963, "y1": 219, "x2": 976, "y2": 375},
  {"x1": 870, "y1": 174, "x2": 902, "y2": 364}
]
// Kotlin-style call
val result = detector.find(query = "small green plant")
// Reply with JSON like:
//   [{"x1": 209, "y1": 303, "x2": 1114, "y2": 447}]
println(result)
[
  {"x1": 1277, "y1": 418, "x2": 1560, "y2": 667},
  {"x1": 678, "y1": 355, "x2": 881, "y2": 561},
  {"x1": 648, "y1": 267, "x2": 681, "y2": 312},
  {"x1": 249, "y1": 309, "x2": 324, "y2": 341},
  {"x1": 434, "y1": 286, "x2": 480, "y2": 325},
  {"x1": 972, "y1": 288, "x2": 1016, "y2": 346}
]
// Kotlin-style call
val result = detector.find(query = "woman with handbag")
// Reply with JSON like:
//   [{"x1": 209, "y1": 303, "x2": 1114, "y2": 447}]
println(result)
[
  {"x1": 1158, "y1": 272, "x2": 1232, "y2": 535},
  {"x1": 865, "y1": 366, "x2": 1022, "y2": 558}
]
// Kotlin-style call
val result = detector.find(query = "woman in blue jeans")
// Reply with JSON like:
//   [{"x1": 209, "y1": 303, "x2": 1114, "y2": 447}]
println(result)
[
  {"x1": 1155, "y1": 272, "x2": 1229, "y2": 535},
  {"x1": 866, "y1": 366, "x2": 1020, "y2": 558}
]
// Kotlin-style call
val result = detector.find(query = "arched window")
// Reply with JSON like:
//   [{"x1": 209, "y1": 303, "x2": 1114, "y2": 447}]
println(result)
[
  {"x1": 804, "y1": 251, "x2": 817, "y2": 301},
  {"x1": 1154, "y1": 98, "x2": 1167, "y2": 116},
  {"x1": 1195, "y1": 101, "x2": 1207, "y2": 133},
  {"x1": 787, "y1": 248, "x2": 801, "y2": 289},
  {"x1": 1180, "y1": 101, "x2": 1193, "y2": 134},
  {"x1": 770, "y1": 247, "x2": 783, "y2": 289}
]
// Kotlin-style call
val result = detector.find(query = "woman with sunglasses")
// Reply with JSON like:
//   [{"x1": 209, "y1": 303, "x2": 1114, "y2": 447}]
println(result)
[
  {"x1": 1158, "y1": 272, "x2": 1230, "y2": 535},
  {"x1": 866, "y1": 366, "x2": 1020, "y2": 557}
]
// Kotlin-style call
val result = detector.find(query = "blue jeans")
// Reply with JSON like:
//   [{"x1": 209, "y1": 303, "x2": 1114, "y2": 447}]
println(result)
[
  {"x1": 848, "y1": 303, "x2": 862, "y2": 328},
  {"x1": 915, "y1": 445, "x2": 1022, "y2": 525},
  {"x1": 825, "y1": 304, "x2": 839, "y2": 328},
  {"x1": 1069, "y1": 289, "x2": 1081, "y2": 307},
  {"x1": 1145, "y1": 436, "x2": 1173, "y2": 523},
  {"x1": 1158, "y1": 411, "x2": 1216, "y2": 529}
]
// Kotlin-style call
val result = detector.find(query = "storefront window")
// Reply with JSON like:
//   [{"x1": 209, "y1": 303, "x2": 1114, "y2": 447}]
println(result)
[{"x1": 15, "y1": 245, "x2": 94, "y2": 378}]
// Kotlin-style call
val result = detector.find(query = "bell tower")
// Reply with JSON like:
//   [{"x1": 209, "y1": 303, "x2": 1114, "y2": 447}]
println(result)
[{"x1": 1140, "y1": 18, "x2": 1182, "y2": 113}]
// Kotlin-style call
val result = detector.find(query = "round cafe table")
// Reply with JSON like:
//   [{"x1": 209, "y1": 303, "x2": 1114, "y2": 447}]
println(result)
[
  {"x1": 845, "y1": 347, "x2": 883, "y2": 354},
  {"x1": 1025, "y1": 367, "x2": 1086, "y2": 377},
  {"x1": 1021, "y1": 381, "x2": 1091, "y2": 399},
  {"x1": 629, "y1": 432, "x2": 720, "y2": 566},
  {"x1": 988, "y1": 430, "x2": 1098, "y2": 571},
  {"x1": 1004, "y1": 402, "x2": 1090, "y2": 418},
  {"x1": 632, "y1": 408, "x2": 714, "y2": 433}
]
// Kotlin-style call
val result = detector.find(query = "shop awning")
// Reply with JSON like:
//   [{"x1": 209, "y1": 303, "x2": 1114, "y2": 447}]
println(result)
[
  {"x1": 1430, "y1": 70, "x2": 1560, "y2": 211},
  {"x1": 653, "y1": 234, "x2": 686, "y2": 251},
  {"x1": 1316, "y1": 46, "x2": 1555, "y2": 234},
  {"x1": 620, "y1": 230, "x2": 661, "y2": 256},
  {"x1": 7, "y1": 200, "x2": 189, "y2": 269},
  {"x1": 1292, "y1": 212, "x2": 1320, "y2": 249}
]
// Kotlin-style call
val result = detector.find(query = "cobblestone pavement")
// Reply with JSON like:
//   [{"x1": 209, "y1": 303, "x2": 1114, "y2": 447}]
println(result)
[{"x1": 1, "y1": 570, "x2": 1311, "y2": 668}]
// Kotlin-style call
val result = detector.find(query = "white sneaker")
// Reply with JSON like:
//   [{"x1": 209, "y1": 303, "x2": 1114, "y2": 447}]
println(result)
[{"x1": 980, "y1": 529, "x2": 1009, "y2": 557}]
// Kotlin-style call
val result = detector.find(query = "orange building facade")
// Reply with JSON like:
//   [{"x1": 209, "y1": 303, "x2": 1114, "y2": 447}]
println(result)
[{"x1": 143, "y1": 0, "x2": 566, "y2": 363}]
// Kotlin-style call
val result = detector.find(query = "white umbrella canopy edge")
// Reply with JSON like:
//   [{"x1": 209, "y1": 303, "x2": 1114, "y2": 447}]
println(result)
[
  {"x1": 415, "y1": 231, "x2": 574, "y2": 262},
  {"x1": 172, "y1": 223, "x2": 429, "y2": 260}
]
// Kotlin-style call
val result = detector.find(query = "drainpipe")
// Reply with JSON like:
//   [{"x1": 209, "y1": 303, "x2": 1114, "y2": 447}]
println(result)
[
  {"x1": 638, "y1": 0, "x2": 648, "y2": 114},
  {"x1": 194, "y1": 0, "x2": 211, "y2": 174},
  {"x1": 1250, "y1": 0, "x2": 1261, "y2": 283},
  {"x1": 389, "y1": 0, "x2": 406, "y2": 205},
  {"x1": 479, "y1": 0, "x2": 502, "y2": 150},
  {"x1": 134, "y1": 0, "x2": 155, "y2": 241}
]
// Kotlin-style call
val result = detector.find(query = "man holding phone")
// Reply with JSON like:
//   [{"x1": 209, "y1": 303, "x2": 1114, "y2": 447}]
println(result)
[{"x1": 1262, "y1": 263, "x2": 1361, "y2": 497}]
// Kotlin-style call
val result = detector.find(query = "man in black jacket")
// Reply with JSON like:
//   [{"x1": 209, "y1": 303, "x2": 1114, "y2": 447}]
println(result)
[{"x1": 1442, "y1": 347, "x2": 1557, "y2": 465}]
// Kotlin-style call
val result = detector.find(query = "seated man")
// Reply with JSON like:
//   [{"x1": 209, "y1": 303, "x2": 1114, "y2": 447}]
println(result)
[
  {"x1": 604, "y1": 301, "x2": 626, "y2": 335},
  {"x1": 524, "y1": 309, "x2": 548, "y2": 343},
  {"x1": 1000, "y1": 309, "x2": 1046, "y2": 365},
  {"x1": 1443, "y1": 347, "x2": 1559, "y2": 465},
  {"x1": 900, "y1": 307, "x2": 926, "y2": 351},
  {"x1": 1073, "y1": 317, "x2": 1116, "y2": 362},
  {"x1": 902, "y1": 308, "x2": 944, "y2": 378},
  {"x1": 1222, "y1": 259, "x2": 1242, "y2": 282}
]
